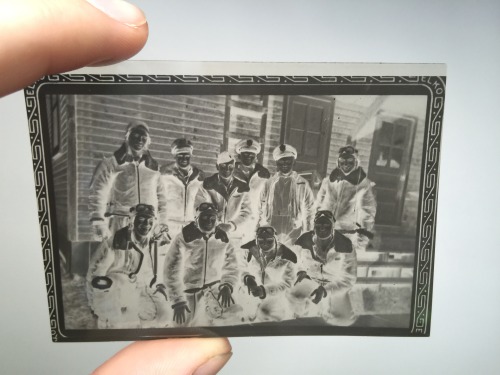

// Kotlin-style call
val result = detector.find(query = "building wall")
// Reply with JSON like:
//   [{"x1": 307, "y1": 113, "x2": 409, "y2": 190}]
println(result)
[{"x1": 74, "y1": 95, "x2": 227, "y2": 241}]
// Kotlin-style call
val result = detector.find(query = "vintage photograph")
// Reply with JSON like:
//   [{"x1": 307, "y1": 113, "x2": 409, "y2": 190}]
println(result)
[{"x1": 24, "y1": 66, "x2": 445, "y2": 341}]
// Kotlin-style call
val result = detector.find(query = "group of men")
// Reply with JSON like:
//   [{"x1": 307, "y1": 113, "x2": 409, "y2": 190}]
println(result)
[{"x1": 86, "y1": 120, "x2": 377, "y2": 328}]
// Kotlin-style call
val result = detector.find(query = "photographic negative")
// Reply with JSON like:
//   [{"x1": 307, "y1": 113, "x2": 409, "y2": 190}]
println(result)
[{"x1": 24, "y1": 62, "x2": 445, "y2": 341}]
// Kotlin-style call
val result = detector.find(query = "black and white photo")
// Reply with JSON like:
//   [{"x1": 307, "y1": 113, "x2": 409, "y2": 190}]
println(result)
[{"x1": 24, "y1": 62, "x2": 445, "y2": 341}]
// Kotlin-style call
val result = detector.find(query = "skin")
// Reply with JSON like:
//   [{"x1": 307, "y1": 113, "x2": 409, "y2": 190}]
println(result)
[
  {"x1": 198, "y1": 211, "x2": 218, "y2": 232},
  {"x1": 257, "y1": 236, "x2": 275, "y2": 252},
  {"x1": 314, "y1": 217, "x2": 333, "y2": 239},
  {"x1": 217, "y1": 160, "x2": 235, "y2": 179},
  {"x1": 338, "y1": 156, "x2": 356, "y2": 174},
  {"x1": 133, "y1": 214, "x2": 154, "y2": 239},
  {"x1": 276, "y1": 156, "x2": 295, "y2": 174},
  {"x1": 128, "y1": 129, "x2": 148, "y2": 153},
  {"x1": 1, "y1": 1, "x2": 232, "y2": 373},
  {"x1": 175, "y1": 152, "x2": 191, "y2": 169},
  {"x1": 239, "y1": 151, "x2": 256, "y2": 167}
]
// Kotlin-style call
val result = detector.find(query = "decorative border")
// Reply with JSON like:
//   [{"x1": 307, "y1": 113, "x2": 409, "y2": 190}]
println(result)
[{"x1": 24, "y1": 73, "x2": 445, "y2": 341}]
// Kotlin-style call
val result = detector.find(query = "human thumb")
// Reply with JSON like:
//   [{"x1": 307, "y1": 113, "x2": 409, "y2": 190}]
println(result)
[
  {"x1": 0, "y1": 0, "x2": 148, "y2": 97},
  {"x1": 93, "y1": 338, "x2": 232, "y2": 375}
]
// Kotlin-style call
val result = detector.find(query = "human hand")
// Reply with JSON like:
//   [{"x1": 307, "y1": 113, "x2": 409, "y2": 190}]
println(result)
[
  {"x1": 217, "y1": 284, "x2": 234, "y2": 308},
  {"x1": 294, "y1": 270, "x2": 311, "y2": 285},
  {"x1": 155, "y1": 223, "x2": 171, "y2": 245},
  {"x1": 152, "y1": 283, "x2": 168, "y2": 301},
  {"x1": 250, "y1": 285, "x2": 265, "y2": 299},
  {"x1": 3, "y1": 3, "x2": 234, "y2": 375},
  {"x1": 243, "y1": 275, "x2": 258, "y2": 295},
  {"x1": 310, "y1": 285, "x2": 327, "y2": 304},
  {"x1": 92, "y1": 338, "x2": 232, "y2": 375},
  {"x1": 0, "y1": 0, "x2": 148, "y2": 97},
  {"x1": 172, "y1": 301, "x2": 191, "y2": 325},
  {"x1": 92, "y1": 221, "x2": 111, "y2": 241}
]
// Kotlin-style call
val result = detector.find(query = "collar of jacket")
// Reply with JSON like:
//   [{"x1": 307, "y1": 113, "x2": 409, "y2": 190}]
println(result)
[
  {"x1": 113, "y1": 143, "x2": 159, "y2": 171},
  {"x1": 112, "y1": 226, "x2": 152, "y2": 251},
  {"x1": 241, "y1": 240, "x2": 297, "y2": 264},
  {"x1": 173, "y1": 165, "x2": 202, "y2": 184},
  {"x1": 234, "y1": 162, "x2": 271, "y2": 183},
  {"x1": 329, "y1": 167, "x2": 366, "y2": 185},
  {"x1": 271, "y1": 170, "x2": 303, "y2": 183},
  {"x1": 182, "y1": 222, "x2": 228, "y2": 243},
  {"x1": 295, "y1": 230, "x2": 353, "y2": 258},
  {"x1": 203, "y1": 173, "x2": 250, "y2": 199}
]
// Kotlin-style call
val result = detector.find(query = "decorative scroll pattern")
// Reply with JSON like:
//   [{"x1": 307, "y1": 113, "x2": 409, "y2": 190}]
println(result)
[
  {"x1": 24, "y1": 74, "x2": 445, "y2": 340},
  {"x1": 25, "y1": 85, "x2": 62, "y2": 341}
]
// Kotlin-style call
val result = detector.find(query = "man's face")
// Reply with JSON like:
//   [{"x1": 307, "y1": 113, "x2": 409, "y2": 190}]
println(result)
[
  {"x1": 134, "y1": 215, "x2": 154, "y2": 237},
  {"x1": 217, "y1": 161, "x2": 235, "y2": 178},
  {"x1": 276, "y1": 157, "x2": 295, "y2": 174},
  {"x1": 128, "y1": 129, "x2": 149, "y2": 152},
  {"x1": 257, "y1": 236, "x2": 275, "y2": 252},
  {"x1": 198, "y1": 211, "x2": 217, "y2": 232},
  {"x1": 314, "y1": 217, "x2": 333, "y2": 239},
  {"x1": 239, "y1": 152, "x2": 256, "y2": 167},
  {"x1": 175, "y1": 153, "x2": 191, "y2": 168},
  {"x1": 339, "y1": 156, "x2": 356, "y2": 174}
]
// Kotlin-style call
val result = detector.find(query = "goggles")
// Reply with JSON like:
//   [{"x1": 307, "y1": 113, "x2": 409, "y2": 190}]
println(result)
[
  {"x1": 256, "y1": 226, "x2": 276, "y2": 238},
  {"x1": 338, "y1": 146, "x2": 357, "y2": 156},
  {"x1": 196, "y1": 202, "x2": 219, "y2": 214},
  {"x1": 314, "y1": 211, "x2": 335, "y2": 222},
  {"x1": 130, "y1": 204, "x2": 156, "y2": 218}
]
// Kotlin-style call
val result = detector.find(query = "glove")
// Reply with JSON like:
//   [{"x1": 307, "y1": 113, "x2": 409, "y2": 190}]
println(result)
[
  {"x1": 172, "y1": 301, "x2": 191, "y2": 324},
  {"x1": 155, "y1": 223, "x2": 171, "y2": 246},
  {"x1": 310, "y1": 285, "x2": 327, "y2": 304},
  {"x1": 243, "y1": 275, "x2": 258, "y2": 295},
  {"x1": 217, "y1": 284, "x2": 235, "y2": 308},
  {"x1": 153, "y1": 283, "x2": 168, "y2": 301},
  {"x1": 250, "y1": 285, "x2": 266, "y2": 299},
  {"x1": 214, "y1": 227, "x2": 229, "y2": 243},
  {"x1": 92, "y1": 221, "x2": 110, "y2": 241},
  {"x1": 294, "y1": 271, "x2": 311, "y2": 285}
]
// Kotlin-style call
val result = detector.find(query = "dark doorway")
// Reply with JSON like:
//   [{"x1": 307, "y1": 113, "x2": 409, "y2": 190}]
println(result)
[
  {"x1": 281, "y1": 96, "x2": 334, "y2": 177},
  {"x1": 368, "y1": 116, "x2": 416, "y2": 226}
]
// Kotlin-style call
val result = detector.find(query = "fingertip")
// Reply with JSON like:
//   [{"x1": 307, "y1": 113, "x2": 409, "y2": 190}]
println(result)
[{"x1": 93, "y1": 337, "x2": 232, "y2": 375}]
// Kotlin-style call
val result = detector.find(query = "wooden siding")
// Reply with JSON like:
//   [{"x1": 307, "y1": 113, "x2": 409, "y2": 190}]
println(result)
[
  {"x1": 262, "y1": 95, "x2": 283, "y2": 171},
  {"x1": 74, "y1": 95, "x2": 227, "y2": 241},
  {"x1": 51, "y1": 95, "x2": 71, "y2": 244}
]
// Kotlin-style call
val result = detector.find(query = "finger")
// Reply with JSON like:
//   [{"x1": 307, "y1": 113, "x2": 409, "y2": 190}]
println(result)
[
  {"x1": 0, "y1": 0, "x2": 148, "y2": 97},
  {"x1": 230, "y1": 296, "x2": 235, "y2": 305},
  {"x1": 93, "y1": 338, "x2": 232, "y2": 375},
  {"x1": 186, "y1": 306, "x2": 191, "y2": 313}
]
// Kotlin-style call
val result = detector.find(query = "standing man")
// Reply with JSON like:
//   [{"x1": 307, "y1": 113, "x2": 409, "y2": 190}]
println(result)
[
  {"x1": 195, "y1": 151, "x2": 252, "y2": 240},
  {"x1": 239, "y1": 226, "x2": 296, "y2": 322},
  {"x1": 89, "y1": 120, "x2": 168, "y2": 241},
  {"x1": 164, "y1": 202, "x2": 239, "y2": 327},
  {"x1": 161, "y1": 138, "x2": 205, "y2": 237},
  {"x1": 233, "y1": 138, "x2": 271, "y2": 238},
  {"x1": 288, "y1": 210, "x2": 357, "y2": 326},
  {"x1": 259, "y1": 144, "x2": 315, "y2": 246},
  {"x1": 316, "y1": 146, "x2": 377, "y2": 252},
  {"x1": 86, "y1": 204, "x2": 170, "y2": 329}
]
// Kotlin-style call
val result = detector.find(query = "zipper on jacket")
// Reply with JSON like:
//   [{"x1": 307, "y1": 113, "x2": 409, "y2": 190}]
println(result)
[
  {"x1": 202, "y1": 237, "x2": 208, "y2": 287},
  {"x1": 183, "y1": 184, "x2": 188, "y2": 222},
  {"x1": 136, "y1": 164, "x2": 141, "y2": 203}
]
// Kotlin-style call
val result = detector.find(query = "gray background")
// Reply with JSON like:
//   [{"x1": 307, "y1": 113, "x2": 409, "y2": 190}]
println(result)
[{"x1": 1, "y1": 0, "x2": 499, "y2": 374}]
